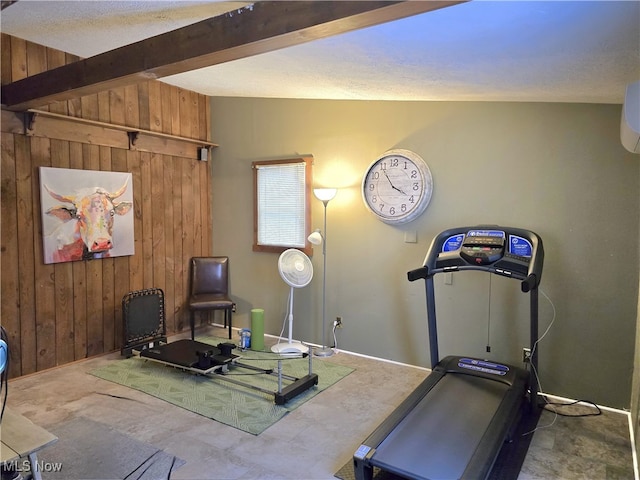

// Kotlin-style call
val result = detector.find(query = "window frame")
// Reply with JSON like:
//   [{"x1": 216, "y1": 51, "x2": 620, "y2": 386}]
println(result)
[{"x1": 252, "y1": 156, "x2": 313, "y2": 256}]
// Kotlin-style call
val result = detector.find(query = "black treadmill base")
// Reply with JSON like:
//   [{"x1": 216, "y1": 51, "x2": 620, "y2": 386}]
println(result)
[
  {"x1": 340, "y1": 404, "x2": 542, "y2": 480},
  {"x1": 487, "y1": 403, "x2": 543, "y2": 480}
]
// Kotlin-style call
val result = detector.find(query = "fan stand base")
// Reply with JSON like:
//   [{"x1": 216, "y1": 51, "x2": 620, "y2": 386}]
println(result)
[
  {"x1": 271, "y1": 341, "x2": 309, "y2": 354},
  {"x1": 313, "y1": 346, "x2": 334, "y2": 357}
]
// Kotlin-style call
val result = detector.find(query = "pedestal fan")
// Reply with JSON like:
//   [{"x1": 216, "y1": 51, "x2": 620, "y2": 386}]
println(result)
[{"x1": 272, "y1": 248, "x2": 313, "y2": 354}]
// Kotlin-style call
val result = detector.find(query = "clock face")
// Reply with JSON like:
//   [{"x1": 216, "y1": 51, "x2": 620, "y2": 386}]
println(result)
[{"x1": 362, "y1": 149, "x2": 433, "y2": 225}]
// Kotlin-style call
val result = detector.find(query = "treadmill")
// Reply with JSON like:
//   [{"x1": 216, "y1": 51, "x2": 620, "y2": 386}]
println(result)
[{"x1": 353, "y1": 225, "x2": 543, "y2": 480}]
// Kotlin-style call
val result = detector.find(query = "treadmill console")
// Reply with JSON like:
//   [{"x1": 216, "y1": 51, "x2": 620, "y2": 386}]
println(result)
[
  {"x1": 459, "y1": 231, "x2": 505, "y2": 265},
  {"x1": 416, "y1": 226, "x2": 543, "y2": 288}
]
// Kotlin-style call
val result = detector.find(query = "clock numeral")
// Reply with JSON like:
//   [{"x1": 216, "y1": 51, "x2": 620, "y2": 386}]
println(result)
[
  {"x1": 409, "y1": 195, "x2": 415, "y2": 204},
  {"x1": 371, "y1": 195, "x2": 377, "y2": 203},
  {"x1": 411, "y1": 169, "x2": 418, "y2": 179},
  {"x1": 401, "y1": 204, "x2": 407, "y2": 213},
  {"x1": 372, "y1": 171, "x2": 380, "y2": 180},
  {"x1": 413, "y1": 182, "x2": 420, "y2": 191},
  {"x1": 390, "y1": 158, "x2": 399, "y2": 168},
  {"x1": 368, "y1": 183, "x2": 375, "y2": 192},
  {"x1": 389, "y1": 206, "x2": 396, "y2": 215}
]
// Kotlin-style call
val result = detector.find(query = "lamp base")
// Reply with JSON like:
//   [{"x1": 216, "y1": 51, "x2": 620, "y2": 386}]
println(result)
[{"x1": 313, "y1": 346, "x2": 334, "y2": 357}]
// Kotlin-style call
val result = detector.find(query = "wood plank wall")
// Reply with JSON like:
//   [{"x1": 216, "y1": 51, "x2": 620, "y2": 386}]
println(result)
[{"x1": 0, "y1": 34, "x2": 213, "y2": 378}]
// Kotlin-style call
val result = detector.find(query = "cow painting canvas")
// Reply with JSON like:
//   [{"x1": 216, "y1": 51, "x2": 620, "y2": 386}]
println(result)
[{"x1": 39, "y1": 167, "x2": 135, "y2": 264}]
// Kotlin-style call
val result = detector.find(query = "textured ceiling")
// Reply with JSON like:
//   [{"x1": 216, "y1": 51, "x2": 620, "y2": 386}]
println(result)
[{"x1": 1, "y1": 1, "x2": 639, "y2": 104}]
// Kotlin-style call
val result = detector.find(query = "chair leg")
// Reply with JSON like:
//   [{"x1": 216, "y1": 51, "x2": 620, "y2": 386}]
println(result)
[
  {"x1": 227, "y1": 308, "x2": 232, "y2": 339},
  {"x1": 190, "y1": 311, "x2": 195, "y2": 340}
]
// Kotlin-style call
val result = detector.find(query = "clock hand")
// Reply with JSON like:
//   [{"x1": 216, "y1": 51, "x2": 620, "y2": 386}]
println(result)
[
  {"x1": 382, "y1": 169, "x2": 394, "y2": 186},
  {"x1": 382, "y1": 169, "x2": 408, "y2": 195}
]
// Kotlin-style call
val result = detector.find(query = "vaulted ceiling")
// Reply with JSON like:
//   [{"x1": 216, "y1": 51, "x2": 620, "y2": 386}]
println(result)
[{"x1": 2, "y1": 1, "x2": 639, "y2": 107}]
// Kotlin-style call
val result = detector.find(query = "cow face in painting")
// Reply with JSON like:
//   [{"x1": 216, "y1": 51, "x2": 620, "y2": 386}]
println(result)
[{"x1": 44, "y1": 180, "x2": 133, "y2": 263}]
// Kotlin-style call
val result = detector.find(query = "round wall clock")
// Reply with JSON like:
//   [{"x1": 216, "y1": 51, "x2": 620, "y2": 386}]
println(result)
[{"x1": 362, "y1": 149, "x2": 433, "y2": 225}]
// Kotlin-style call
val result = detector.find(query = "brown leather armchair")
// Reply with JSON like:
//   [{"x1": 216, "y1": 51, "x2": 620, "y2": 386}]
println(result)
[{"x1": 188, "y1": 256, "x2": 236, "y2": 340}]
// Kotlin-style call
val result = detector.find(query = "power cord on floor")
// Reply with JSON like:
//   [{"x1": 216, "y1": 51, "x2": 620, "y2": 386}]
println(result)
[
  {"x1": 541, "y1": 397, "x2": 602, "y2": 417},
  {"x1": 522, "y1": 289, "x2": 601, "y2": 437}
]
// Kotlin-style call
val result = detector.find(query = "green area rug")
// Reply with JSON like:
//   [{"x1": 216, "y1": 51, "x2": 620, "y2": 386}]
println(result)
[{"x1": 90, "y1": 336, "x2": 354, "y2": 435}]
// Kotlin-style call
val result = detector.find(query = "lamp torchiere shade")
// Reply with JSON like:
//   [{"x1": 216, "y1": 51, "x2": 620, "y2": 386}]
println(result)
[{"x1": 314, "y1": 188, "x2": 337, "y2": 202}]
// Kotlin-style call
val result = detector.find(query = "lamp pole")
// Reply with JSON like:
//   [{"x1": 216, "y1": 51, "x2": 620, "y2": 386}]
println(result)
[
  {"x1": 311, "y1": 188, "x2": 336, "y2": 357},
  {"x1": 315, "y1": 198, "x2": 333, "y2": 356}
]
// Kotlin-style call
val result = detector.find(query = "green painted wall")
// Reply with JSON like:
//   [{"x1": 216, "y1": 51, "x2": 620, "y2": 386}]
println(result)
[{"x1": 210, "y1": 98, "x2": 638, "y2": 409}]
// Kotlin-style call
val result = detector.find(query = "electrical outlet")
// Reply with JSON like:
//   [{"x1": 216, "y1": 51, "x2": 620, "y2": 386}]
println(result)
[
  {"x1": 522, "y1": 347, "x2": 531, "y2": 363},
  {"x1": 335, "y1": 316, "x2": 343, "y2": 328}
]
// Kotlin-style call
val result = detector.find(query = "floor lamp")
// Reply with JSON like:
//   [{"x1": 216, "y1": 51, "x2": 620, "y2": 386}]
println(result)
[{"x1": 308, "y1": 188, "x2": 337, "y2": 357}]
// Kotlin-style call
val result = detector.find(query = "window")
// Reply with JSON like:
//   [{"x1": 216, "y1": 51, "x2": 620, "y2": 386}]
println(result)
[{"x1": 253, "y1": 156, "x2": 313, "y2": 255}]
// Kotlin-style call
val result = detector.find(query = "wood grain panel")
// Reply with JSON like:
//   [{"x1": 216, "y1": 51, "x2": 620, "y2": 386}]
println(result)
[
  {"x1": 137, "y1": 82, "x2": 150, "y2": 131},
  {"x1": 172, "y1": 158, "x2": 185, "y2": 331},
  {"x1": 50, "y1": 139, "x2": 74, "y2": 366},
  {"x1": 140, "y1": 151, "x2": 153, "y2": 286},
  {"x1": 1, "y1": 33, "x2": 13, "y2": 85},
  {"x1": 1, "y1": 133, "x2": 21, "y2": 377},
  {"x1": 9, "y1": 36, "x2": 27, "y2": 82},
  {"x1": 148, "y1": 81, "x2": 162, "y2": 133},
  {"x1": 66, "y1": 52, "x2": 82, "y2": 119},
  {"x1": 111, "y1": 148, "x2": 130, "y2": 351},
  {"x1": 46, "y1": 48, "x2": 68, "y2": 116},
  {"x1": 80, "y1": 93, "x2": 99, "y2": 122},
  {"x1": 31, "y1": 137, "x2": 56, "y2": 370},
  {"x1": 15, "y1": 134, "x2": 36, "y2": 375},
  {"x1": 1, "y1": 35, "x2": 212, "y2": 377},
  {"x1": 151, "y1": 154, "x2": 165, "y2": 295},
  {"x1": 128, "y1": 149, "x2": 143, "y2": 292},
  {"x1": 162, "y1": 154, "x2": 176, "y2": 333}
]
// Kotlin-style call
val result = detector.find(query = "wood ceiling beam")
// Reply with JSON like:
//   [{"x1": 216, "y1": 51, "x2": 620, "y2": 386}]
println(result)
[
  {"x1": 1, "y1": 0, "x2": 465, "y2": 111},
  {"x1": 1, "y1": 1, "x2": 19, "y2": 11}
]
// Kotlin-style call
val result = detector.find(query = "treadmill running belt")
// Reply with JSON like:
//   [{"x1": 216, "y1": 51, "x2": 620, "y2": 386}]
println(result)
[{"x1": 372, "y1": 374, "x2": 510, "y2": 480}]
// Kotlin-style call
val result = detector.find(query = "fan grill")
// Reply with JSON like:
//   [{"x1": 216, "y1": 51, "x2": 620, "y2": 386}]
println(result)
[{"x1": 278, "y1": 249, "x2": 313, "y2": 288}]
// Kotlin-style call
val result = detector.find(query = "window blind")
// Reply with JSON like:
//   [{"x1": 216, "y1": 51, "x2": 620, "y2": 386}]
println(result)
[{"x1": 256, "y1": 162, "x2": 306, "y2": 247}]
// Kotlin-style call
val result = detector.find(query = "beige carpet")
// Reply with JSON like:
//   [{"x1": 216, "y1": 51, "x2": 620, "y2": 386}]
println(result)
[{"x1": 35, "y1": 416, "x2": 184, "y2": 479}]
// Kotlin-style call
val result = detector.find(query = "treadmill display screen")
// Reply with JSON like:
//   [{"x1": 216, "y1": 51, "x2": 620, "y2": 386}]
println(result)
[{"x1": 460, "y1": 231, "x2": 506, "y2": 266}]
